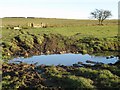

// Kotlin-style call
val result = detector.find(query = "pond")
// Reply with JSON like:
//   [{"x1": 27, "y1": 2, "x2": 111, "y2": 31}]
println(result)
[{"x1": 9, "y1": 53, "x2": 119, "y2": 66}]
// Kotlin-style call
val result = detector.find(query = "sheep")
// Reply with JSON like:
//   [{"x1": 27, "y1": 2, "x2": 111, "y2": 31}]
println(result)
[{"x1": 13, "y1": 27, "x2": 21, "y2": 30}]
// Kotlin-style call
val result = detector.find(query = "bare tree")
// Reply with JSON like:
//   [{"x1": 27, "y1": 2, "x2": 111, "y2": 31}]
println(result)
[{"x1": 91, "y1": 9, "x2": 112, "y2": 25}]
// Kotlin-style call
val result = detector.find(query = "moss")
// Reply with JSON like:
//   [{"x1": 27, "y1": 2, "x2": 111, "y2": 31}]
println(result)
[
  {"x1": 82, "y1": 50, "x2": 87, "y2": 54},
  {"x1": 2, "y1": 42, "x2": 12, "y2": 48},
  {"x1": 35, "y1": 35, "x2": 44, "y2": 45},
  {"x1": 19, "y1": 34, "x2": 34, "y2": 48},
  {"x1": 77, "y1": 67, "x2": 98, "y2": 78},
  {"x1": 10, "y1": 43, "x2": 20, "y2": 52},
  {"x1": 57, "y1": 41, "x2": 65, "y2": 49},
  {"x1": 93, "y1": 45, "x2": 101, "y2": 51},
  {"x1": 2, "y1": 48, "x2": 12, "y2": 59},
  {"x1": 89, "y1": 48, "x2": 94, "y2": 52},
  {"x1": 65, "y1": 39, "x2": 74, "y2": 45},
  {"x1": 2, "y1": 33, "x2": 119, "y2": 60},
  {"x1": 47, "y1": 66, "x2": 59, "y2": 74},
  {"x1": 99, "y1": 70, "x2": 117, "y2": 78},
  {"x1": 61, "y1": 75, "x2": 95, "y2": 88},
  {"x1": 2, "y1": 63, "x2": 120, "y2": 89}
]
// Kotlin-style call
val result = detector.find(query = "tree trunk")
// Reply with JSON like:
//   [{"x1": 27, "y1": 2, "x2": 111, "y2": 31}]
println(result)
[
  {"x1": 101, "y1": 20, "x2": 104, "y2": 25},
  {"x1": 98, "y1": 20, "x2": 101, "y2": 25}
]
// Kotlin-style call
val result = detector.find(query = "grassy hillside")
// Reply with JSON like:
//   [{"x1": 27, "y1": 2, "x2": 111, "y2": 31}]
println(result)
[
  {"x1": 2, "y1": 17, "x2": 118, "y2": 27},
  {"x1": 2, "y1": 18, "x2": 119, "y2": 59},
  {"x1": 2, "y1": 18, "x2": 118, "y2": 42}
]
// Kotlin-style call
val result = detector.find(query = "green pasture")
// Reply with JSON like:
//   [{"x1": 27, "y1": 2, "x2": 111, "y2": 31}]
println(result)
[
  {"x1": 2, "y1": 18, "x2": 118, "y2": 27},
  {"x1": 1, "y1": 18, "x2": 120, "y2": 89},
  {"x1": 26, "y1": 25, "x2": 118, "y2": 37},
  {"x1": 2, "y1": 25, "x2": 118, "y2": 42},
  {"x1": 1, "y1": 18, "x2": 118, "y2": 49}
]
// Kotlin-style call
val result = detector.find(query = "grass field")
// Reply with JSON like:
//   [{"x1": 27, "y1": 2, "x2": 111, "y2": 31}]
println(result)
[
  {"x1": 2, "y1": 18, "x2": 119, "y2": 59},
  {"x1": 1, "y1": 18, "x2": 120, "y2": 89},
  {"x1": 2, "y1": 17, "x2": 118, "y2": 26},
  {"x1": 25, "y1": 25, "x2": 118, "y2": 37},
  {"x1": 2, "y1": 18, "x2": 118, "y2": 42}
]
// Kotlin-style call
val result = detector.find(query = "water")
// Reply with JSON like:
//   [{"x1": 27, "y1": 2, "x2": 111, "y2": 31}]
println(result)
[{"x1": 9, "y1": 53, "x2": 118, "y2": 66}]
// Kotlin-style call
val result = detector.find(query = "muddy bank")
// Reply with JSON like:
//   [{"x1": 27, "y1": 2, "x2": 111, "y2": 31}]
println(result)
[
  {"x1": 2, "y1": 62, "x2": 120, "y2": 89},
  {"x1": 2, "y1": 32, "x2": 120, "y2": 59}
]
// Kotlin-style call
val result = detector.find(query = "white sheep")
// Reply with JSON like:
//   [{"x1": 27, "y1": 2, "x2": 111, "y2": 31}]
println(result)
[{"x1": 14, "y1": 27, "x2": 21, "y2": 30}]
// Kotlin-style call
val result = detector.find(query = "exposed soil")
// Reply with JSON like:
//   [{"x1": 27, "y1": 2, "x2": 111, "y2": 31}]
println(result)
[
  {"x1": 2, "y1": 63, "x2": 120, "y2": 89},
  {"x1": 2, "y1": 33, "x2": 120, "y2": 59}
]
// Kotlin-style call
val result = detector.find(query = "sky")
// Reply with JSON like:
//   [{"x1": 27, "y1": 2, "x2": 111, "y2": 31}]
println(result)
[{"x1": 0, "y1": 0, "x2": 119, "y2": 19}]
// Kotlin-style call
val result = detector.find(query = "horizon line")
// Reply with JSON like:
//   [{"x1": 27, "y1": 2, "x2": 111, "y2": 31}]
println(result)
[{"x1": 1, "y1": 17, "x2": 118, "y2": 20}]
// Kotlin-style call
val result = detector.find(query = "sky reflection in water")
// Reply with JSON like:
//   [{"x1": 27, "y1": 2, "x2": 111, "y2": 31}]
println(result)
[{"x1": 9, "y1": 53, "x2": 119, "y2": 66}]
